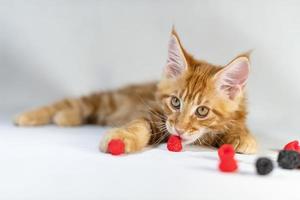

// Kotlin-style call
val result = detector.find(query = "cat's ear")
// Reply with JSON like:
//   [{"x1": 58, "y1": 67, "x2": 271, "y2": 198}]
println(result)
[
  {"x1": 214, "y1": 56, "x2": 250, "y2": 100},
  {"x1": 164, "y1": 29, "x2": 188, "y2": 79}
]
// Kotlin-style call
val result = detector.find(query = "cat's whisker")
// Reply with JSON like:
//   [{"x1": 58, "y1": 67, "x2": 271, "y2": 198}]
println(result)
[
  {"x1": 151, "y1": 121, "x2": 167, "y2": 130},
  {"x1": 212, "y1": 134, "x2": 226, "y2": 146},
  {"x1": 200, "y1": 136, "x2": 211, "y2": 147},
  {"x1": 151, "y1": 121, "x2": 166, "y2": 126},
  {"x1": 153, "y1": 132, "x2": 169, "y2": 146},
  {"x1": 136, "y1": 95, "x2": 166, "y2": 119},
  {"x1": 157, "y1": 128, "x2": 167, "y2": 132},
  {"x1": 150, "y1": 131, "x2": 167, "y2": 136},
  {"x1": 197, "y1": 138, "x2": 203, "y2": 146}
]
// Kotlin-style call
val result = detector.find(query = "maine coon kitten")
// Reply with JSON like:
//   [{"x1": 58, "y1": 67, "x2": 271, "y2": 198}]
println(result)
[{"x1": 14, "y1": 29, "x2": 257, "y2": 154}]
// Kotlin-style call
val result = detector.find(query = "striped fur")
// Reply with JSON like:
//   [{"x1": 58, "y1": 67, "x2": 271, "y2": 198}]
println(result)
[{"x1": 14, "y1": 29, "x2": 257, "y2": 154}]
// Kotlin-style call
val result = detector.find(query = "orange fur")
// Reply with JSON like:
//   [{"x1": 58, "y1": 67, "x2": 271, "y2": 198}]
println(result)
[{"x1": 14, "y1": 29, "x2": 257, "y2": 154}]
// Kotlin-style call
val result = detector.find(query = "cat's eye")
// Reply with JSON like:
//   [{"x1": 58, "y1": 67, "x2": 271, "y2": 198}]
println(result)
[
  {"x1": 170, "y1": 96, "x2": 181, "y2": 110},
  {"x1": 196, "y1": 106, "x2": 209, "y2": 118}
]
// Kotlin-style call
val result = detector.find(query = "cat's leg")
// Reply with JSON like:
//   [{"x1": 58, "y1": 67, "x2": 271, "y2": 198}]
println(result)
[
  {"x1": 99, "y1": 118, "x2": 152, "y2": 154},
  {"x1": 221, "y1": 125, "x2": 257, "y2": 154},
  {"x1": 15, "y1": 83, "x2": 157, "y2": 127},
  {"x1": 53, "y1": 108, "x2": 83, "y2": 126},
  {"x1": 14, "y1": 98, "x2": 92, "y2": 126}
]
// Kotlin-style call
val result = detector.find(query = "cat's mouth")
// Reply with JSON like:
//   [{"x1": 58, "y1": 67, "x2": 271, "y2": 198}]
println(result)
[
  {"x1": 179, "y1": 129, "x2": 207, "y2": 145},
  {"x1": 166, "y1": 122, "x2": 207, "y2": 145}
]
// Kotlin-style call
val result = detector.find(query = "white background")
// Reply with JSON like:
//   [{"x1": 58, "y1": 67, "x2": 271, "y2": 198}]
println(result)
[
  {"x1": 1, "y1": 1, "x2": 300, "y2": 199},
  {"x1": 1, "y1": 0, "x2": 300, "y2": 130}
]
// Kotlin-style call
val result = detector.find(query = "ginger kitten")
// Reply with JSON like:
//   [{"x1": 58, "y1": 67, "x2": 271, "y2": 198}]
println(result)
[{"x1": 15, "y1": 29, "x2": 257, "y2": 154}]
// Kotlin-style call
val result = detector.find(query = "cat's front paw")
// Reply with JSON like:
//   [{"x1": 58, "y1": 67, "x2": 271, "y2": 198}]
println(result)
[
  {"x1": 236, "y1": 134, "x2": 257, "y2": 154},
  {"x1": 224, "y1": 134, "x2": 257, "y2": 154},
  {"x1": 99, "y1": 128, "x2": 139, "y2": 154}
]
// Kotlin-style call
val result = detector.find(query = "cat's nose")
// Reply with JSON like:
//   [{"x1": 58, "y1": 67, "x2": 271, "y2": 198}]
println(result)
[{"x1": 175, "y1": 128, "x2": 185, "y2": 135}]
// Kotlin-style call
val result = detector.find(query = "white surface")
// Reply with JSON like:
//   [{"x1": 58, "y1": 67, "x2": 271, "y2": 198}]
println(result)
[
  {"x1": 1, "y1": 1, "x2": 300, "y2": 199},
  {"x1": 0, "y1": 112, "x2": 299, "y2": 200}
]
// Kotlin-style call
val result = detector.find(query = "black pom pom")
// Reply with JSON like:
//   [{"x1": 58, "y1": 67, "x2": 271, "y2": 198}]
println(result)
[
  {"x1": 256, "y1": 157, "x2": 274, "y2": 175},
  {"x1": 277, "y1": 150, "x2": 300, "y2": 169}
]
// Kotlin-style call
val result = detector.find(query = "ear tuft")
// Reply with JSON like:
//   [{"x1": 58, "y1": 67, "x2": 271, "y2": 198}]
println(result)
[
  {"x1": 215, "y1": 56, "x2": 250, "y2": 100},
  {"x1": 164, "y1": 30, "x2": 187, "y2": 79}
]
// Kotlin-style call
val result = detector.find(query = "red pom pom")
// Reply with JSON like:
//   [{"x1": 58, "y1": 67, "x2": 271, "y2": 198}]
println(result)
[
  {"x1": 219, "y1": 158, "x2": 238, "y2": 172},
  {"x1": 218, "y1": 144, "x2": 235, "y2": 160},
  {"x1": 167, "y1": 135, "x2": 182, "y2": 152},
  {"x1": 107, "y1": 139, "x2": 125, "y2": 155},
  {"x1": 218, "y1": 144, "x2": 238, "y2": 172},
  {"x1": 284, "y1": 140, "x2": 300, "y2": 152}
]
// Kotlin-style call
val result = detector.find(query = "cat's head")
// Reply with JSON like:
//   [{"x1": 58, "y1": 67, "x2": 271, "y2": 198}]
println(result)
[{"x1": 157, "y1": 29, "x2": 250, "y2": 144}]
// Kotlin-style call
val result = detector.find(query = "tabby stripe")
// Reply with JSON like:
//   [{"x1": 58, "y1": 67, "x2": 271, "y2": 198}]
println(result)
[{"x1": 212, "y1": 109, "x2": 223, "y2": 117}]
